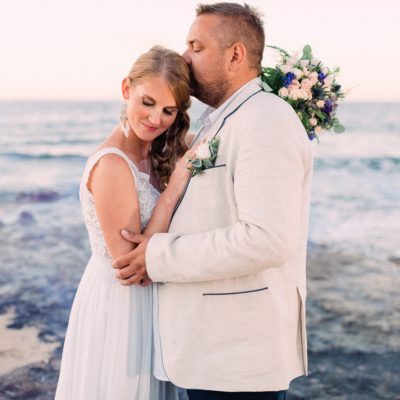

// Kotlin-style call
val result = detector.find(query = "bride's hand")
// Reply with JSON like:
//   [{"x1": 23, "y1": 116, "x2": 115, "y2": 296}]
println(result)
[{"x1": 166, "y1": 147, "x2": 197, "y2": 196}]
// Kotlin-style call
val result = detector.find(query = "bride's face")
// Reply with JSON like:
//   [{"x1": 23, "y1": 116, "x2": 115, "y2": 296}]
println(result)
[{"x1": 122, "y1": 75, "x2": 179, "y2": 142}]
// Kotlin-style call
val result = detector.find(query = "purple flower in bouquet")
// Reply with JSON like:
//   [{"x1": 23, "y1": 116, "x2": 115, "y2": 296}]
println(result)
[
  {"x1": 323, "y1": 99, "x2": 333, "y2": 113},
  {"x1": 318, "y1": 71, "x2": 326, "y2": 82},
  {"x1": 283, "y1": 72, "x2": 296, "y2": 88}
]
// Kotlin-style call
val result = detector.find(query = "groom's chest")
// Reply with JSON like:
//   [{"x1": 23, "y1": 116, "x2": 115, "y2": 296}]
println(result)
[{"x1": 170, "y1": 131, "x2": 239, "y2": 233}]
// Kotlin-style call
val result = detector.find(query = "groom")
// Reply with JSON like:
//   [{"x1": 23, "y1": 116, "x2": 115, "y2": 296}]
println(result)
[{"x1": 114, "y1": 3, "x2": 313, "y2": 399}]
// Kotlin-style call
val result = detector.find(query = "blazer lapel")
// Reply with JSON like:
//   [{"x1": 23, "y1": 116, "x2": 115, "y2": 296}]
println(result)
[{"x1": 171, "y1": 78, "x2": 263, "y2": 218}]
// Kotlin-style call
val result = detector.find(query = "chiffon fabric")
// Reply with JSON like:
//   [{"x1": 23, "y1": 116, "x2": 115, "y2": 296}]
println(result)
[{"x1": 55, "y1": 147, "x2": 178, "y2": 400}]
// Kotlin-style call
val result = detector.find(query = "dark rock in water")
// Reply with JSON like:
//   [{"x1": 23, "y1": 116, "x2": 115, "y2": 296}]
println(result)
[
  {"x1": 0, "y1": 358, "x2": 60, "y2": 400},
  {"x1": 388, "y1": 256, "x2": 400, "y2": 266},
  {"x1": 7, "y1": 321, "x2": 24, "y2": 330},
  {"x1": 18, "y1": 211, "x2": 35, "y2": 225},
  {"x1": 16, "y1": 191, "x2": 60, "y2": 203},
  {"x1": 39, "y1": 330, "x2": 57, "y2": 343}
]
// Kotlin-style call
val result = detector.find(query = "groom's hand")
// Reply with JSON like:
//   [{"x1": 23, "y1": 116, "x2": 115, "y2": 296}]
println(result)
[{"x1": 112, "y1": 230, "x2": 152, "y2": 287}]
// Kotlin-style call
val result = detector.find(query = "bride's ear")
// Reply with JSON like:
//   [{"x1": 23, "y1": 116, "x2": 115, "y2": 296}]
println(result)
[{"x1": 121, "y1": 78, "x2": 131, "y2": 100}]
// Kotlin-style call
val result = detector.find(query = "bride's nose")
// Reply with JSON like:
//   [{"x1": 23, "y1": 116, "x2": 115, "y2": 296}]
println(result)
[{"x1": 148, "y1": 110, "x2": 162, "y2": 126}]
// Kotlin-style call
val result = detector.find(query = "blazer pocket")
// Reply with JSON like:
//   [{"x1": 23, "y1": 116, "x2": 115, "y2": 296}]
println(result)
[
  {"x1": 206, "y1": 163, "x2": 226, "y2": 170},
  {"x1": 203, "y1": 286, "x2": 268, "y2": 296},
  {"x1": 201, "y1": 287, "x2": 281, "y2": 377},
  {"x1": 186, "y1": 165, "x2": 229, "y2": 212}
]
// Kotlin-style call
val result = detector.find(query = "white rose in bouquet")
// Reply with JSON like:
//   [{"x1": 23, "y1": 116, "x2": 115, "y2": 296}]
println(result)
[
  {"x1": 289, "y1": 89, "x2": 301, "y2": 100},
  {"x1": 278, "y1": 87, "x2": 289, "y2": 98},
  {"x1": 301, "y1": 79, "x2": 313, "y2": 90},
  {"x1": 279, "y1": 65, "x2": 292, "y2": 74},
  {"x1": 291, "y1": 68, "x2": 303, "y2": 79},
  {"x1": 286, "y1": 56, "x2": 298, "y2": 66}
]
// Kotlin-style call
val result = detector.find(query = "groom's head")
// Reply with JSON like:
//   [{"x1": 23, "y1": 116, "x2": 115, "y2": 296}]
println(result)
[{"x1": 183, "y1": 2, "x2": 265, "y2": 108}]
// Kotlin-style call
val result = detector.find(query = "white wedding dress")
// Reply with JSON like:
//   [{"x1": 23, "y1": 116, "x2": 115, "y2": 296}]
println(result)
[{"x1": 55, "y1": 147, "x2": 178, "y2": 400}]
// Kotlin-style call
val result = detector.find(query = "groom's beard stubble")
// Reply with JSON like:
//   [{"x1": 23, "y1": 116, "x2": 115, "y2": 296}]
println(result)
[{"x1": 189, "y1": 67, "x2": 230, "y2": 108}]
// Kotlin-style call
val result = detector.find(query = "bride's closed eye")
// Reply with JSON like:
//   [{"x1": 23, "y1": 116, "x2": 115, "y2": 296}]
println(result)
[
  {"x1": 142, "y1": 98, "x2": 154, "y2": 107},
  {"x1": 163, "y1": 108, "x2": 177, "y2": 116}
]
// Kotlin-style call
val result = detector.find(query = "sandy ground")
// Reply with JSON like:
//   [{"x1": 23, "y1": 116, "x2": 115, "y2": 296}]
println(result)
[{"x1": 0, "y1": 310, "x2": 58, "y2": 376}]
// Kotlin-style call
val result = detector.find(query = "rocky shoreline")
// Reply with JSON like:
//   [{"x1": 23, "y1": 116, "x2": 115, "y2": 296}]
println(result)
[{"x1": 0, "y1": 243, "x2": 399, "y2": 399}]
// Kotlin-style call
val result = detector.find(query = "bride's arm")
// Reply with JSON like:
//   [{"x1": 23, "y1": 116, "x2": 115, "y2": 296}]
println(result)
[
  {"x1": 89, "y1": 154, "x2": 191, "y2": 263},
  {"x1": 88, "y1": 154, "x2": 141, "y2": 261},
  {"x1": 143, "y1": 156, "x2": 190, "y2": 236}
]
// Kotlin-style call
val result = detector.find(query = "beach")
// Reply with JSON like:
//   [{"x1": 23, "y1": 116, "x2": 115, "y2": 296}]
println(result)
[{"x1": 0, "y1": 101, "x2": 399, "y2": 399}]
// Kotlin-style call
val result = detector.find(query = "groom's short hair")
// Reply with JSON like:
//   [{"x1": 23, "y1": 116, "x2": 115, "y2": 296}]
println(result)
[{"x1": 196, "y1": 2, "x2": 265, "y2": 71}]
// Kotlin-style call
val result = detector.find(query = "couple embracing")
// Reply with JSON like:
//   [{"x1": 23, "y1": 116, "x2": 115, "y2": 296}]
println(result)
[{"x1": 56, "y1": 3, "x2": 313, "y2": 400}]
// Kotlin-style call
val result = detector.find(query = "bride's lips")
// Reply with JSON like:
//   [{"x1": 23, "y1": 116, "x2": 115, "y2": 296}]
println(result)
[{"x1": 142, "y1": 122, "x2": 158, "y2": 132}]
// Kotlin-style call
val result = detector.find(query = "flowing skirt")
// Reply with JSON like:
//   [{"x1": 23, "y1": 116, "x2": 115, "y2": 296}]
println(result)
[{"x1": 55, "y1": 254, "x2": 178, "y2": 400}]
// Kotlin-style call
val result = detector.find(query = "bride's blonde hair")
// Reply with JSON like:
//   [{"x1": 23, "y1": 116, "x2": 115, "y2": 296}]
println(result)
[{"x1": 126, "y1": 46, "x2": 191, "y2": 190}]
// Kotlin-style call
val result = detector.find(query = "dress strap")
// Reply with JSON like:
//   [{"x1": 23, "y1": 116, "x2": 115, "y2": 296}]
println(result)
[{"x1": 80, "y1": 147, "x2": 139, "y2": 199}]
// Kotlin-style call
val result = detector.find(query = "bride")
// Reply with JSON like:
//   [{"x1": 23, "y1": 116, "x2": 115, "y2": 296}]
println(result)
[{"x1": 55, "y1": 46, "x2": 193, "y2": 399}]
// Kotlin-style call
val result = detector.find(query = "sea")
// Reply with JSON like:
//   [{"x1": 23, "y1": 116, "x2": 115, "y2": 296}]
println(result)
[{"x1": 0, "y1": 100, "x2": 399, "y2": 399}]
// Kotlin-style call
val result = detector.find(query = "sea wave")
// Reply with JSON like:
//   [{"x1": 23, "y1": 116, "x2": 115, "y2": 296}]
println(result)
[
  {"x1": 314, "y1": 156, "x2": 400, "y2": 171},
  {"x1": 0, "y1": 152, "x2": 87, "y2": 161}
]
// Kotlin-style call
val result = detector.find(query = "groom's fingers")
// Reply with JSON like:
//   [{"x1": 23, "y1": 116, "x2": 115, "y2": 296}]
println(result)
[
  {"x1": 120, "y1": 267, "x2": 147, "y2": 286},
  {"x1": 112, "y1": 251, "x2": 134, "y2": 269},
  {"x1": 115, "y1": 263, "x2": 138, "y2": 279},
  {"x1": 121, "y1": 229, "x2": 144, "y2": 244}
]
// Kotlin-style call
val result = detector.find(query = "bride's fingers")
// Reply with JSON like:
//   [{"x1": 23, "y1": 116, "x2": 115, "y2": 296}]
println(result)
[{"x1": 121, "y1": 230, "x2": 144, "y2": 244}]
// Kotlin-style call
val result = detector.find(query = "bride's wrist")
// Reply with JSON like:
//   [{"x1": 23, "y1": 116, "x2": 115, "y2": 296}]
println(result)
[{"x1": 160, "y1": 185, "x2": 182, "y2": 206}]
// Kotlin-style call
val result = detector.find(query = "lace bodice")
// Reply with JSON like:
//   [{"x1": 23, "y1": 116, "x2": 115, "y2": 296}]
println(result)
[{"x1": 79, "y1": 147, "x2": 160, "y2": 264}]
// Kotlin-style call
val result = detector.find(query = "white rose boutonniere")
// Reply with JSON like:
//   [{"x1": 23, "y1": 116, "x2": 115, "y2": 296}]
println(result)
[{"x1": 188, "y1": 137, "x2": 220, "y2": 177}]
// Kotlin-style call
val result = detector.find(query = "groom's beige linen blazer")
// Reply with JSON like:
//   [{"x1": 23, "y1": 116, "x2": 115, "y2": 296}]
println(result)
[{"x1": 147, "y1": 78, "x2": 313, "y2": 392}]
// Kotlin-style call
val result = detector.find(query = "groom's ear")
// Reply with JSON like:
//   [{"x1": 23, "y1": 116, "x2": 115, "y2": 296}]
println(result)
[{"x1": 228, "y1": 42, "x2": 246, "y2": 72}]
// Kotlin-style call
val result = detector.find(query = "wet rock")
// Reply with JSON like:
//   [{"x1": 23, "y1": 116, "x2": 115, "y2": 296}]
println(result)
[
  {"x1": 18, "y1": 211, "x2": 35, "y2": 225},
  {"x1": 388, "y1": 256, "x2": 400, "y2": 266},
  {"x1": 16, "y1": 191, "x2": 60, "y2": 203}
]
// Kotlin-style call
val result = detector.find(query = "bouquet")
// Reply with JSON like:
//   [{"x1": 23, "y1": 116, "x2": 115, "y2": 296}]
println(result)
[{"x1": 261, "y1": 45, "x2": 346, "y2": 140}]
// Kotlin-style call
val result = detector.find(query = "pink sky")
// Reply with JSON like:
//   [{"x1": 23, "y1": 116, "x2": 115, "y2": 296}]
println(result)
[{"x1": 1, "y1": 0, "x2": 399, "y2": 101}]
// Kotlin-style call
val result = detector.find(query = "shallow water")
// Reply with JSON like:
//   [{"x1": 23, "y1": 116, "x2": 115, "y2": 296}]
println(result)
[{"x1": 0, "y1": 100, "x2": 399, "y2": 399}]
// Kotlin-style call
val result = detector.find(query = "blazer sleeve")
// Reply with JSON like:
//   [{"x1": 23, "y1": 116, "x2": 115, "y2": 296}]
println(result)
[{"x1": 146, "y1": 104, "x2": 312, "y2": 283}]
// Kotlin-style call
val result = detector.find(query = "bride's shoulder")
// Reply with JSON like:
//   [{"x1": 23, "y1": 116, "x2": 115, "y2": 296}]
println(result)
[{"x1": 86, "y1": 151, "x2": 135, "y2": 194}]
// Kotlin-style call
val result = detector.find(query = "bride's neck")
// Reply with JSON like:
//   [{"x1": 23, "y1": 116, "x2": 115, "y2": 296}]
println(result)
[{"x1": 123, "y1": 133, "x2": 151, "y2": 162}]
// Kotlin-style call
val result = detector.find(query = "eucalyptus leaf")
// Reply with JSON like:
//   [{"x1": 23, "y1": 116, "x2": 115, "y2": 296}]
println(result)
[
  {"x1": 302, "y1": 45, "x2": 313, "y2": 60},
  {"x1": 191, "y1": 159, "x2": 202, "y2": 168},
  {"x1": 333, "y1": 124, "x2": 346, "y2": 133},
  {"x1": 266, "y1": 45, "x2": 290, "y2": 57},
  {"x1": 202, "y1": 159, "x2": 213, "y2": 168},
  {"x1": 314, "y1": 110, "x2": 326, "y2": 120},
  {"x1": 260, "y1": 81, "x2": 273, "y2": 92}
]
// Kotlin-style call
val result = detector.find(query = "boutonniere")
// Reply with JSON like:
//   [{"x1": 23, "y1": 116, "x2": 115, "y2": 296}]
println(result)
[{"x1": 188, "y1": 137, "x2": 220, "y2": 177}]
